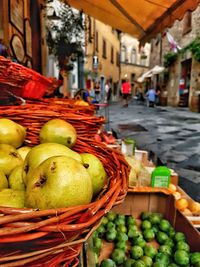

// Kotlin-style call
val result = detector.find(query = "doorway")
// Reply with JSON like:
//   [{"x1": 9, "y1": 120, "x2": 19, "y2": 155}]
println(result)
[{"x1": 179, "y1": 59, "x2": 192, "y2": 107}]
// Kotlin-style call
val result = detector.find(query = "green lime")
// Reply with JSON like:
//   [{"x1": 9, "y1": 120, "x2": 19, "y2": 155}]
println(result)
[
  {"x1": 115, "y1": 218, "x2": 125, "y2": 226},
  {"x1": 115, "y1": 241, "x2": 127, "y2": 251},
  {"x1": 127, "y1": 216, "x2": 136, "y2": 226},
  {"x1": 118, "y1": 214, "x2": 126, "y2": 220},
  {"x1": 105, "y1": 230, "x2": 117, "y2": 242},
  {"x1": 174, "y1": 232, "x2": 186, "y2": 243},
  {"x1": 92, "y1": 230, "x2": 98, "y2": 239},
  {"x1": 176, "y1": 241, "x2": 190, "y2": 252},
  {"x1": 100, "y1": 259, "x2": 116, "y2": 267},
  {"x1": 156, "y1": 231, "x2": 169, "y2": 244},
  {"x1": 141, "y1": 220, "x2": 152, "y2": 230},
  {"x1": 144, "y1": 245, "x2": 157, "y2": 258},
  {"x1": 116, "y1": 232, "x2": 128, "y2": 242},
  {"x1": 107, "y1": 221, "x2": 115, "y2": 230},
  {"x1": 174, "y1": 250, "x2": 189, "y2": 266},
  {"x1": 106, "y1": 211, "x2": 117, "y2": 221},
  {"x1": 159, "y1": 245, "x2": 172, "y2": 256},
  {"x1": 133, "y1": 260, "x2": 146, "y2": 267},
  {"x1": 117, "y1": 224, "x2": 127, "y2": 233},
  {"x1": 111, "y1": 249, "x2": 125, "y2": 265},
  {"x1": 168, "y1": 227, "x2": 175, "y2": 238},
  {"x1": 140, "y1": 255, "x2": 153, "y2": 266},
  {"x1": 134, "y1": 238, "x2": 146, "y2": 248},
  {"x1": 152, "y1": 263, "x2": 165, "y2": 267},
  {"x1": 141, "y1": 211, "x2": 152, "y2": 220},
  {"x1": 190, "y1": 252, "x2": 200, "y2": 265},
  {"x1": 96, "y1": 225, "x2": 106, "y2": 236},
  {"x1": 149, "y1": 213, "x2": 162, "y2": 225},
  {"x1": 101, "y1": 216, "x2": 109, "y2": 226},
  {"x1": 159, "y1": 219, "x2": 171, "y2": 232},
  {"x1": 93, "y1": 237, "x2": 103, "y2": 254},
  {"x1": 124, "y1": 258, "x2": 135, "y2": 267},
  {"x1": 168, "y1": 264, "x2": 178, "y2": 267},
  {"x1": 130, "y1": 245, "x2": 144, "y2": 260},
  {"x1": 164, "y1": 238, "x2": 174, "y2": 248},
  {"x1": 143, "y1": 229, "x2": 155, "y2": 241},
  {"x1": 155, "y1": 252, "x2": 170, "y2": 265},
  {"x1": 128, "y1": 230, "x2": 142, "y2": 240},
  {"x1": 152, "y1": 225, "x2": 159, "y2": 234}
]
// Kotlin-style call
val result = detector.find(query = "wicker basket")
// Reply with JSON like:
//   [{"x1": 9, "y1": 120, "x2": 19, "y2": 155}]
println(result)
[
  {"x1": 0, "y1": 104, "x2": 105, "y2": 144},
  {"x1": 0, "y1": 137, "x2": 130, "y2": 266}
]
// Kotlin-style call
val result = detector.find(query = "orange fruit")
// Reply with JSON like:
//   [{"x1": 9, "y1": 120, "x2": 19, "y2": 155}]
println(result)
[
  {"x1": 188, "y1": 201, "x2": 200, "y2": 214},
  {"x1": 173, "y1": 191, "x2": 181, "y2": 200},
  {"x1": 168, "y1": 183, "x2": 177, "y2": 194},
  {"x1": 175, "y1": 198, "x2": 189, "y2": 211},
  {"x1": 182, "y1": 208, "x2": 193, "y2": 216}
]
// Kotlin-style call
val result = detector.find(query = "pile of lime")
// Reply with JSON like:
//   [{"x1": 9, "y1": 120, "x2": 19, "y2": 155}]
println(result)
[{"x1": 92, "y1": 211, "x2": 200, "y2": 267}]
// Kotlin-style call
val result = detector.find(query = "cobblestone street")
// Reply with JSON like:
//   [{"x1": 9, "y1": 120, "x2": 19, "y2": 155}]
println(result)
[{"x1": 108, "y1": 101, "x2": 200, "y2": 202}]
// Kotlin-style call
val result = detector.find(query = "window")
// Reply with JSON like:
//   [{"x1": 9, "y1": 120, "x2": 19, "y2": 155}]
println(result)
[
  {"x1": 183, "y1": 11, "x2": 192, "y2": 35},
  {"x1": 140, "y1": 50, "x2": 147, "y2": 65},
  {"x1": 116, "y1": 52, "x2": 120, "y2": 66},
  {"x1": 121, "y1": 45, "x2": 127, "y2": 62},
  {"x1": 111, "y1": 46, "x2": 114, "y2": 63},
  {"x1": 102, "y1": 39, "x2": 107, "y2": 58},
  {"x1": 131, "y1": 48, "x2": 137, "y2": 64},
  {"x1": 95, "y1": 31, "x2": 98, "y2": 52}
]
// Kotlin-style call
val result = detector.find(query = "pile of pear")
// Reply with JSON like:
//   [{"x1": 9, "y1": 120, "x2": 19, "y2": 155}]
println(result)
[{"x1": 0, "y1": 118, "x2": 107, "y2": 210}]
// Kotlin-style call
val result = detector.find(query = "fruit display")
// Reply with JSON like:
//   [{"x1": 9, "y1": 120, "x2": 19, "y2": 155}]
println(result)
[
  {"x1": 0, "y1": 101, "x2": 104, "y2": 145},
  {"x1": 0, "y1": 117, "x2": 109, "y2": 209},
  {"x1": 91, "y1": 210, "x2": 200, "y2": 267}
]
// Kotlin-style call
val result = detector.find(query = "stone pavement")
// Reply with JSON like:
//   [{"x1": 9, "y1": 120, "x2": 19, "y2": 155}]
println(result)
[{"x1": 105, "y1": 100, "x2": 200, "y2": 202}]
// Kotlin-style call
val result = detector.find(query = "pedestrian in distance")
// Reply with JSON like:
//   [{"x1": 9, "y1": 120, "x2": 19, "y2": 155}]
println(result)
[
  {"x1": 146, "y1": 84, "x2": 156, "y2": 107},
  {"x1": 121, "y1": 79, "x2": 131, "y2": 107}
]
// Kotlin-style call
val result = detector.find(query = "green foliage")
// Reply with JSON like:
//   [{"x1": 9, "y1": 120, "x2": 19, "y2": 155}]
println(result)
[
  {"x1": 163, "y1": 52, "x2": 178, "y2": 68},
  {"x1": 45, "y1": 1, "x2": 84, "y2": 70},
  {"x1": 186, "y1": 36, "x2": 200, "y2": 62}
]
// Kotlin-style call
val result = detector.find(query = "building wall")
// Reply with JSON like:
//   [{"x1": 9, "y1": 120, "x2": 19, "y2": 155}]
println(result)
[
  {"x1": 120, "y1": 34, "x2": 150, "y2": 95},
  {"x1": 150, "y1": 5, "x2": 200, "y2": 110},
  {"x1": 84, "y1": 17, "x2": 120, "y2": 88}
]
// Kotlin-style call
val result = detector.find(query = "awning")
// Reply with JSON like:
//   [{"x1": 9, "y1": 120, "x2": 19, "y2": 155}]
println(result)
[
  {"x1": 137, "y1": 65, "x2": 165, "y2": 82},
  {"x1": 66, "y1": 0, "x2": 200, "y2": 44}
]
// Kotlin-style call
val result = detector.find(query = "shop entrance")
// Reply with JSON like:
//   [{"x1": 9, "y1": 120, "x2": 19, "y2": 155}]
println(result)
[{"x1": 179, "y1": 59, "x2": 192, "y2": 107}]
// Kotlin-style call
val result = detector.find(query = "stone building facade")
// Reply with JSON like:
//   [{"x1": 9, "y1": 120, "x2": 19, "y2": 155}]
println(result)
[
  {"x1": 120, "y1": 34, "x2": 150, "y2": 96},
  {"x1": 150, "y1": 4, "x2": 200, "y2": 111},
  {"x1": 84, "y1": 16, "x2": 120, "y2": 99}
]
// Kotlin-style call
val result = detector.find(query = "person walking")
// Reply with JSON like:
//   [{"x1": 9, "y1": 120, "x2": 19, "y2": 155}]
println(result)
[
  {"x1": 94, "y1": 81, "x2": 101, "y2": 102},
  {"x1": 146, "y1": 85, "x2": 156, "y2": 107},
  {"x1": 121, "y1": 79, "x2": 131, "y2": 107}
]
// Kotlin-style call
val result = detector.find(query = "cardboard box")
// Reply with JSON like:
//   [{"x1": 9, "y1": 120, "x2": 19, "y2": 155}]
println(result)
[{"x1": 81, "y1": 191, "x2": 200, "y2": 267}]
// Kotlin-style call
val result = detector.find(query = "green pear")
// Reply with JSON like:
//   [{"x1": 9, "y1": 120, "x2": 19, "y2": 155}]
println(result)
[
  {"x1": 0, "y1": 118, "x2": 26, "y2": 148},
  {"x1": 23, "y1": 143, "x2": 82, "y2": 184},
  {"x1": 25, "y1": 156, "x2": 93, "y2": 209},
  {"x1": 0, "y1": 170, "x2": 8, "y2": 189},
  {"x1": 80, "y1": 153, "x2": 107, "y2": 196},
  {"x1": 8, "y1": 165, "x2": 26, "y2": 191},
  {"x1": 17, "y1": 146, "x2": 31, "y2": 161},
  {"x1": 39, "y1": 119, "x2": 77, "y2": 148},
  {"x1": 0, "y1": 189, "x2": 25, "y2": 208},
  {"x1": 0, "y1": 144, "x2": 23, "y2": 176}
]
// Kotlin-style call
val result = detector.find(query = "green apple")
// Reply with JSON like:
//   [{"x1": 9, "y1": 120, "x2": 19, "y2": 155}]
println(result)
[
  {"x1": 8, "y1": 165, "x2": 26, "y2": 191},
  {"x1": 0, "y1": 118, "x2": 26, "y2": 148},
  {"x1": 0, "y1": 170, "x2": 8, "y2": 189},
  {"x1": 0, "y1": 144, "x2": 23, "y2": 176},
  {"x1": 17, "y1": 146, "x2": 31, "y2": 161},
  {"x1": 23, "y1": 143, "x2": 82, "y2": 184},
  {"x1": 25, "y1": 156, "x2": 93, "y2": 209},
  {"x1": 80, "y1": 153, "x2": 107, "y2": 196},
  {"x1": 39, "y1": 119, "x2": 77, "y2": 148},
  {"x1": 0, "y1": 189, "x2": 25, "y2": 208}
]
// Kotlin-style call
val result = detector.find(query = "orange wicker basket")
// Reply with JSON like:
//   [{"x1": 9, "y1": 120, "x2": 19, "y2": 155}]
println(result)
[
  {"x1": 0, "y1": 103, "x2": 105, "y2": 144},
  {"x1": 0, "y1": 137, "x2": 129, "y2": 266}
]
